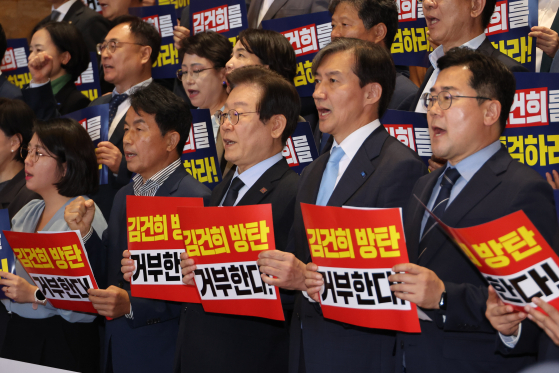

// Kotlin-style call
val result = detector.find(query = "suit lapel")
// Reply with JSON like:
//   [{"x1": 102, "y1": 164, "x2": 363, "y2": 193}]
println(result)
[
  {"x1": 303, "y1": 153, "x2": 329, "y2": 204},
  {"x1": 109, "y1": 116, "x2": 126, "y2": 145},
  {"x1": 327, "y1": 126, "x2": 387, "y2": 207},
  {"x1": 247, "y1": 0, "x2": 264, "y2": 28},
  {"x1": 238, "y1": 159, "x2": 290, "y2": 206},
  {"x1": 264, "y1": 0, "x2": 289, "y2": 22},
  {"x1": 63, "y1": 1, "x2": 84, "y2": 23},
  {"x1": 418, "y1": 148, "x2": 510, "y2": 266},
  {"x1": 154, "y1": 166, "x2": 187, "y2": 197}
]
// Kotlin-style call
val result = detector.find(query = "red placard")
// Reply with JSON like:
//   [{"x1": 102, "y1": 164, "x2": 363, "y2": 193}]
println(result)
[
  {"x1": 301, "y1": 203, "x2": 421, "y2": 333},
  {"x1": 127, "y1": 196, "x2": 204, "y2": 303},
  {"x1": 3, "y1": 230, "x2": 99, "y2": 313},
  {"x1": 422, "y1": 204, "x2": 559, "y2": 313},
  {"x1": 177, "y1": 204, "x2": 284, "y2": 321}
]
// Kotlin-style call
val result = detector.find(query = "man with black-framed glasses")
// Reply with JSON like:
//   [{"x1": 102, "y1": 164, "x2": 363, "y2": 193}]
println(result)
[{"x1": 390, "y1": 47, "x2": 559, "y2": 373}]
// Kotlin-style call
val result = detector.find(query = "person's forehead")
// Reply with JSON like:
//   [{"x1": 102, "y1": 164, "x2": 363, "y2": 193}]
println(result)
[
  {"x1": 333, "y1": 2, "x2": 360, "y2": 18},
  {"x1": 227, "y1": 84, "x2": 261, "y2": 106},
  {"x1": 316, "y1": 50, "x2": 354, "y2": 74},
  {"x1": 106, "y1": 23, "x2": 133, "y2": 42},
  {"x1": 433, "y1": 65, "x2": 472, "y2": 90}
]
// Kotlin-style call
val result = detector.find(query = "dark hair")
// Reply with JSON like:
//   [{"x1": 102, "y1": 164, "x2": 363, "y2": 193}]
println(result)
[
  {"x1": 34, "y1": 118, "x2": 99, "y2": 196},
  {"x1": 32, "y1": 21, "x2": 89, "y2": 80},
  {"x1": 482, "y1": 0, "x2": 497, "y2": 29},
  {"x1": 312, "y1": 37, "x2": 396, "y2": 118},
  {"x1": 0, "y1": 23, "x2": 6, "y2": 62},
  {"x1": 0, "y1": 98, "x2": 35, "y2": 164},
  {"x1": 236, "y1": 29, "x2": 297, "y2": 82},
  {"x1": 129, "y1": 82, "x2": 192, "y2": 156},
  {"x1": 226, "y1": 66, "x2": 300, "y2": 144},
  {"x1": 178, "y1": 31, "x2": 232, "y2": 68},
  {"x1": 437, "y1": 47, "x2": 515, "y2": 134},
  {"x1": 329, "y1": 0, "x2": 399, "y2": 50},
  {"x1": 113, "y1": 15, "x2": 161, "y2": 64}
]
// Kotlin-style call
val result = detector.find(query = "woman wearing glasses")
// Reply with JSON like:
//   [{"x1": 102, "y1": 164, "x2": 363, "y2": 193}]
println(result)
[
  {"x1": 0, "y1": 118, "x2": 107, "y2": 372},
  {"x1": 177, "y1": 31, "x2": 232, "y2": 142},
  {"x1": 26, "y1": 22, "x2": 91, "y2": 115}
]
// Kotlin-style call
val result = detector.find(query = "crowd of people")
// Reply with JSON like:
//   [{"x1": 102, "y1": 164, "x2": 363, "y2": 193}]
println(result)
[{"x1": 0, "y1": 0, "x2": 559, "y2": 372}]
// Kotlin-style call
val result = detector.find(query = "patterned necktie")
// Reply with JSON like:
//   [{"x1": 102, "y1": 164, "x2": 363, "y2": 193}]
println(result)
[
  {"x1": 222, "y1": 177, "x2": 245, "y2": 206},
  {"x1": 420, "y1": 167, "x2": 461, "y2": 242},
  {"x1": 316, "y1": 146, "x2": 345, "y2": 206},
  {"x1": 51, "y1": 10, "x2": 61, "y2": 21},
  {"x1": 109, "y1": 93, "x2": 129, "y2": 128}
]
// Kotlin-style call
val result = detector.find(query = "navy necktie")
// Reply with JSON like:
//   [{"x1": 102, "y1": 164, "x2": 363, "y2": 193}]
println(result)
[
  {"x1": 51, "y1": 10, "x2": 61, "y2": 21},
  {"x1": 109, "y1": 93, "x2": 129, "y2": 127},
  {"x1": 222, "y1": 177, "x2": 245, "y2": 206},
  {"x1": 420, "y1": 167, "x2": 461, "y2": 243}
]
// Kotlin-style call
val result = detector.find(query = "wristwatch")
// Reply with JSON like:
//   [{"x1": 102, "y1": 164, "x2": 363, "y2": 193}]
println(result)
[
  {"x1": 439, "y1": 290, "x2": 447, "y2": 310},
  {"x1": 34, "y1": 289, "x2": 47, "y2": 306}
]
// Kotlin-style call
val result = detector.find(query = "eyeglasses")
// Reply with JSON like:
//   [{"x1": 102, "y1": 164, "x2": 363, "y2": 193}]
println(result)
[
  {"x1": 421, "y1": 91, "x2": 491, "y2": 110},
  {"x1": 96, "y1": 40, "x2": 145, "y2": 55},
  {"x1": 20, "y1": 146, "x2": 53, "y2": 163},
  {"x1": 176, "y1": 67, "x2": 216, "y2": 81},
  {"x1": 215, "y1": 109, "x2": 259, "y2": 126}
]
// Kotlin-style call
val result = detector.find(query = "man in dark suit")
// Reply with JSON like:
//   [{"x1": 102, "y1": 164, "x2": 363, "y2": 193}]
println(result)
[
  {"x1": 23, "y1": 15, "x2": 160, "y2": 221},
  {"x1": 387, "y1": 48, "x2": 558, "y2": 373},
  {"x1": 269, "y1": 38, "x2": 426, "y2": 373},
  {"x1": 38, "y1": 0, "x2": 111, "y2": 54},
  {"x1": 0, "y1": 23, "x2": 22, "y2": 100},
  {"x1": 409, "y1": 0, "x2": 528, "y2": 113},
  {"x1": 64, "y1": 83, "x2": 211, "y2": 373},
  {"x1": 119, "y1": 66, "x2": 300, "y2": 373},
  {"x1": 247, "y1": 0, "x2": 331, "y2": 28},
  {"x1": 330, "y1": 0, "x2": 417, "y2": 111}
]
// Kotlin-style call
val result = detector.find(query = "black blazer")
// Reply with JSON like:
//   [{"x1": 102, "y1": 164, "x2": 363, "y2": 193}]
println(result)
[
  {"x1": 0, "y1": 169, "x2": 41, "y2": 221},
  {"x1": 55, "y1": 79, "x2": 90, "y2": 115},
  {"x1": 85, "y1": 165, "x2": 210, "y2": 373},
  {"x1": 409, "y1": 38, "x2": 530, "y2": 111},
  {"x1": 288, "y1": 125, "x2": 427, "y2": 373},
  {"x1": 0, "y1": 75, "x2": 22, "y2": 100},
  {"x1": 497, "y1": 318, "x2": 559, "y2": 363},
  {"x1": 174, "y1": 158, "x2": 299, "y2": 373},
  {"x1": 394, "y1": 146, "x2": 558, "y2": 373},
  {"x1": 38, "y1": 1, "x2": 110, "y2": 54}
]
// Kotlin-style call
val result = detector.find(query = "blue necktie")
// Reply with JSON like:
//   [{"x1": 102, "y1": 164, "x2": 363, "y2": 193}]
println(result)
[
  {"x1": 420, "y1": 167, "x2": 461, "y2": 242},
  {"x1": 316, "y1": 146, "x2": 345, "y2": 206},
  {"x1": 109, "y1": 93, "x2": 129, "y2": 127}
]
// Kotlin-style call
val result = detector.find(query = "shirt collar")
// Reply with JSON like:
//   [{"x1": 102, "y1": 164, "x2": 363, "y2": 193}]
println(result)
[
  {"x1": 132, "y1": 158, "x2": 181, "y2": 193},
  {"x1": 429, "y1": 33, "x2": 487, "y2": 69},
  {"x1": 52, "y1": 0, "x2": 77, "y2": 18},
  {"x1": 113, "y1": 77, "x2": 153, "y2": 96},
  {"x1": 446, "y1": 139, "x2": 502, "y2": 182},
  {"x1": 233, "y1": 152, "x2": 283, "y2": 189},
  {"x1": 332, "y1": 119, "x2": 381, "y2": 159}
]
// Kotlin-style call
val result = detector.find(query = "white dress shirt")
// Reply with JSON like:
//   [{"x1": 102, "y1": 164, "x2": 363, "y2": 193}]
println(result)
[
  {"x1": 415, "y1": 33, "x2": 487, "y2": 113},
  {"x1": 51, "y1": 0, "x2": 78, "y2": 20},
  {"x1": 537, "y1": 0, "x2": 559, "y2": 72}
]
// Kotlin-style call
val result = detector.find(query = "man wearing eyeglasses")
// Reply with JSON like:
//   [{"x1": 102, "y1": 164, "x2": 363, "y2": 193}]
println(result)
[
  {"x1": 22, "y1": 15, "x2": 159, "y2": 221},
  {"x1": 387, "y1": 48, "x2": 558, "y2": 373},
  {"x1": 120, "y1": 66, "x2": 300, "y2": 373}
]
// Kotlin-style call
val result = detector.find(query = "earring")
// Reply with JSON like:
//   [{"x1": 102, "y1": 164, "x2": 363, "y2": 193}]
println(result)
[{"x1": 11, "y1": 149, "x2": 14, "y2": 153}]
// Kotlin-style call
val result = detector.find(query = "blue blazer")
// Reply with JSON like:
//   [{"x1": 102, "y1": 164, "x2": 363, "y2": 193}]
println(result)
[{"x1": 86, "y1": 165, "x2": 211, "y2": 373}]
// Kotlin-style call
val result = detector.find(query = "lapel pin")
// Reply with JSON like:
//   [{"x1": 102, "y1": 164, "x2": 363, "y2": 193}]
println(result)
[
  {"x1": 260, "y1": 188, "x2": 267, "y2": 194},
  {"x1": 361, "y1": 171, "x2": 366, "y2": 178}
]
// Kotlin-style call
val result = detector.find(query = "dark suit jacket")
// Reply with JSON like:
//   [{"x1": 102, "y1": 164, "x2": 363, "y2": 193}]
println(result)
[
  {"x1": 0, "y1": 75, "x2": 22, "y2": 100},
  {"x1": 395, "y1": 146, "x2": 558, "y2": 373},
  {"x1": 55, "y1": 79, "x2": 90, "y2": 115},
  {"x1": 174, "y1": 158, "x2": 299, "y2": 373},
  {"x1": 247, "y1": 0, "x2": 330, "y2": 28},
  {"x1": 409, "y1": 38, "x2": 530, "y2": 111},
  {"x1": 288, "y1": 125, "x2": 427, "y2": 373},
  {"x1": 391, "y1": 72, "x2": 419, "y2": 111},
  {"x1": 85, "y1": 165, "x2": 210, "y2": 373},
  {"x1": 0, "y1": 169, "x2": 41, "y2": 221},
  {"x1": 38, "y1": 0, "x2": 110, "y2": 54}
]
